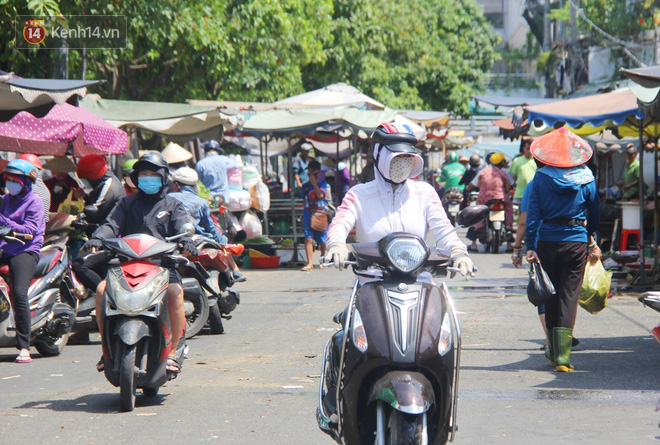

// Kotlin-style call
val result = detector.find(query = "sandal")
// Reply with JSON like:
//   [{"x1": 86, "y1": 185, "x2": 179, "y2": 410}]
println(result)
[
  {"x1": 96, "y1": 356, "x2": 105, "y2": 372},
  {"x1": 166, "y1": 356, "x2": 181, "y2": 377},
  {"x1": 300, "y1": 264, "x2": 314, "y2": 271},
  {"x1": 467, "y1": 246, "x2": 479, "y2": 253},
  {"x1": 15, "y1": 351, "x2": 33, "y2": 364}
]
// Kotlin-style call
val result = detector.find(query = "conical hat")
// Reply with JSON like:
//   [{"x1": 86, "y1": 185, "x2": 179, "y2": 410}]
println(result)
[
  {"x1": 530, "y1": 127, "x2": 593, "y2": 168},
  {"x1": 162, "y1": 142, "x2": 193, "y2": 165}
]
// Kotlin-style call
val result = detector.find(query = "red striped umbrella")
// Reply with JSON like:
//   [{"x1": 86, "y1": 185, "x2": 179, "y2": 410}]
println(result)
[{"x1": 0, "y1": 102, "x2": 127, "y2": 157}]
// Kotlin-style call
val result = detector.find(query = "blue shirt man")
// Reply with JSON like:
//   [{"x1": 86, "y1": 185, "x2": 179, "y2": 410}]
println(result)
[
  {"x1": 170, "y1": 167, "x2": 227, "y2": 245},
  {"x1": 195, "y1": 141, "x2": 236, "y2": 198}
]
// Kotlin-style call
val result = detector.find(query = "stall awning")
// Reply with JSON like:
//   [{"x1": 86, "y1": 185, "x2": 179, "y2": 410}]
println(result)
[
  {"x1": 397, "y1": 110, "x2": 450, "y2": 128},
  {"x1": 241, "y1": 108, "x2": 426, "y2": 140},
  {"x1": 81, "y1": 95, "x2": 242, "y2": 142},
  {"x1": 0, "y1": 72, "x2": 102, "y2": 121},
  {"x1": 273, "y1": 82, "x2": 388, "y2": 110},
  {"x1": 473, "y1": 95, "x2": 558, "y2": 108},
  {"x1": 620, "y1": 66, "x2": 660, "y2": 89},
  {"x1": 526, "y1": 89, "x2": 645, "y2": 132}
]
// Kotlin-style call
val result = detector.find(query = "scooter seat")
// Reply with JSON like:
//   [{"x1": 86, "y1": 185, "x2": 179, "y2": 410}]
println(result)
[{"x1": 34, "y1": 246, "x2": 63, "y2": 277}]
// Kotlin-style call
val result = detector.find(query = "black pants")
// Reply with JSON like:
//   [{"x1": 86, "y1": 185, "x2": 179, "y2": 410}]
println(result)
[
  {"x1": 0, "y1": 252, "x2": 38, "y2": 350},
  {"x1": 537, "y1": 241, "x2": 587, "y2": 332},
  {"x1": 72, "y1": 251, "x2": 112, "y2": 292}
]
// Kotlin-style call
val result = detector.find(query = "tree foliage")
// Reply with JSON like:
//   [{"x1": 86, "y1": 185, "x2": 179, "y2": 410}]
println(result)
[{"x1": 1, "y1": 0, "x2": 498, "y2": 114}]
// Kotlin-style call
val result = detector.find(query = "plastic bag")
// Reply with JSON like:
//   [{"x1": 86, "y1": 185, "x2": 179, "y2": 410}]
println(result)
[
  {"x1": 249, "y1": 181, "x2": 271, "y2": 211},
  {"x1": 240, "y1": 210, "x2": 263, "y2": 239},
  {"x1": 579, "y1": 260, "x2": 611, "y2": 314},
  {"x1": 527, "y1": 262, "x2": 556, "y2": 306}
]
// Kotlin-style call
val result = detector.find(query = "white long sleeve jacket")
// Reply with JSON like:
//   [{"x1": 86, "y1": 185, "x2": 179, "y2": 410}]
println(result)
[{"x1": 326, "y1": 173, "x2": 466, "y2": 253}]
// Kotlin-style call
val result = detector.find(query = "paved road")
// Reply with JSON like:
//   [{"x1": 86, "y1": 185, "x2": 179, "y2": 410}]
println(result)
[{"x1": 1, "y1": 242, "x2": 659, "y2": 444}]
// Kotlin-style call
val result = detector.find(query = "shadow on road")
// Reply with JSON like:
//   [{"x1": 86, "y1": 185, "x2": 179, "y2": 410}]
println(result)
[
  {"x1": 462, "y1": 334, "x2": 660, "y2": 392},
  {"x1": 14, "y1": 391, "x2": 168, "y2": 413}
]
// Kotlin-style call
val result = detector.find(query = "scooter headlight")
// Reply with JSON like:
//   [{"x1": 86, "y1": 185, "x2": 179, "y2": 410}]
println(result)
[
  {"x1": 384, "y1": 238, "x2": 428, "y2": 273},
  {"x1": 352, "y1": 309, "x2": 368, "y2": 353},
  {"x1": 107, "y1": 268, "x2": 169, "y2": 316},
  {"x1": 438, "y1": 312, "x2": 453, "y2": 356}
]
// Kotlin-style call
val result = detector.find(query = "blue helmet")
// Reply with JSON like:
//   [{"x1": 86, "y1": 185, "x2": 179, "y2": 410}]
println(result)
[
  {"x1": 4, "y1": 159, "x2": 37, "y2": 180},
  {"x1": 203, "y1": 139, "x2": 224, "y2": 154}
]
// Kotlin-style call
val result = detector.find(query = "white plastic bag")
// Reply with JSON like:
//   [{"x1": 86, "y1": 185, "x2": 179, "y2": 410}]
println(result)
[
  {"x1": 240, "y1": 210, "x2": 263, "y2": 239},
  {"x1": 226, "y1": 189, "x2": 252, "y2": 212}
]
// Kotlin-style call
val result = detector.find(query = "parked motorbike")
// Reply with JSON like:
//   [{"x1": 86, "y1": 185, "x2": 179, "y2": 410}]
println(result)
[
  {"x1": 0, "y1": 229, "x2": 76, "y2": 356},
  {"x1": 45, "y1": 213, "x2": 96, "y2": 333},
  {"x1": 186, "y1": 235, "x2": 243, "y2": 336},
  {"x1": 98, "y1": 224, "x2": 194, "y2": 412},
  {"x1": 638, "y1": 292, "x2": 660, "y2": 343},
  {"x1": 316, "y1": 206, "x2": 488, "y2": 445},
  {"x1": 477, "y1": 198, "x2": 508, "y2": 254},
  {"x1": 442, "y1": 187, "x2": 464, "y2": 226}
]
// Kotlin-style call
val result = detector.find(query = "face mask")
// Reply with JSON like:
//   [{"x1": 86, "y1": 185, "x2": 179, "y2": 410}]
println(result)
[
  {"x1": 389, "y1": 156, "x2": 415, "y2": 184},
  {"x1": 6, "y1": 180, "x2": 24, "y2": 196},
  {"x1": 138, "y1": 176, "x2": 162, "y2": 195}
]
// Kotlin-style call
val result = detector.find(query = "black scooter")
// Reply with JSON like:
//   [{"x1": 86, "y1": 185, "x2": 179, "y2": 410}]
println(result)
[{"x1": 316, "y1": 206, "x2": 488, "y2": 445}]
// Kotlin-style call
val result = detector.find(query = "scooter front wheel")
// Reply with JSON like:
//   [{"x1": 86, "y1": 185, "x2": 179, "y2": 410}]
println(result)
[
  {"x1": 381, "y1": 404, "x2": 427, "y2": 445},
  {"x1": 120, "y1": 344, "x2": 137, "y2": 412},
  {"x1": 208, "y1": 303, "x2": 224, "y2": 334}
]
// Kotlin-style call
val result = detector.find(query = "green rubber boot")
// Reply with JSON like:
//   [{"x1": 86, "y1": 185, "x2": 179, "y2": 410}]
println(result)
[{"x1": 552, "y1": 327, "x2": 575, "y2": 372}]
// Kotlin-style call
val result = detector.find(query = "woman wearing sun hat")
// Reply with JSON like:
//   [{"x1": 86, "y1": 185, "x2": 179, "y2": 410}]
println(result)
[{"x1": 524, "y1": 127, "x2": 601, "y2": 372}]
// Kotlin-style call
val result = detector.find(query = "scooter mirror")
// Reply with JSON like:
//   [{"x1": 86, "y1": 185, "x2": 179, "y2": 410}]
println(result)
[
  {"x1": 180, "y1": 223, "x2": 196, "y2": 237},
  {"x1": 456, "y1": 204, "x2": 489, "y2": 228}
]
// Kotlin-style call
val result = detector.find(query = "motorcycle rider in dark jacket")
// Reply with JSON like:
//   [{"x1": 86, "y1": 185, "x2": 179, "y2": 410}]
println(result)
[
  {"x1": 76, "y1": 154, "x2": 126, "y2": 226},
  {"x1": 72, "y1": 152, "x2": 195, "y2": 375}
]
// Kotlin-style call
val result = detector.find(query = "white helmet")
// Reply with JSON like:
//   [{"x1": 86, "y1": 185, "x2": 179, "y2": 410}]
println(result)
[{"x1": 172, "y1": 166, "x2": 199, "y2": 186}]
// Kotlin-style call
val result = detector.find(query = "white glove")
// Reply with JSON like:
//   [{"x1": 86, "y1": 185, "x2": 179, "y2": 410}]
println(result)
[
  {"x1": 326, "y1": 243, "x2": 349, "y2": 270},
  {"x1": 450, "y1": 246, "x2": 475, "y2": 279}
]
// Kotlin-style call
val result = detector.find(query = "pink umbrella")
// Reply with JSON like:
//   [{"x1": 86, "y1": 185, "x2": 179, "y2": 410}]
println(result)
[{"x1": 0, "y1": 102, "x2": 127, "y2": 157}]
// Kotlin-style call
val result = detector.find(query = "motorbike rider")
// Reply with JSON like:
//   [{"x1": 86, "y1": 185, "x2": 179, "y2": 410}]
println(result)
[
  {"x1": 326, "y1": 122, "x2": 474, "y2": 277},
  {"x1": 18, "y1": 154, "x2": 51, "y2": 223},
  {"x1": 76, "y1": 154, "x2": 126, "y2": 226},
  {"x1": 121, "y1": 158, "x2": 138, "y2": 195},
  {"x1": 195, "y1": 140, "x2": 236, "y2": 199},
  {"x1": 0, "y1": 159, "x2": 46, "y2": 363},
  {"x1": 73, "y1": 152, "x2": 196, "y2": 375},
  {"x1": 169, "y1": 166, "x2": 245, "y2": 281},
  {"x1": 466, "y1": 152, "x2": 514, "y2": 253},
  {"x1": 437, "y1": 151, "x2": 466, "y2": 197}
]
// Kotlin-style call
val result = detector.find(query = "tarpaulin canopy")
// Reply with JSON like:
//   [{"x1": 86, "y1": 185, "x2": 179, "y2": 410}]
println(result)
[
  {"x1": 620, "y1": 66, "x2": 660, "y2": 89},
  {"x1": 397, "y1": 110, "x2": 450, "y2": 128},
  {"x1": 273, "y1": 82, "x2": 387, "y2": 110},
  {"x1": 81, "y1": 95, "x2": 242, "y2": 142},
  {"x1": 473, "y1": 94, "x2": 558, "y2": 108},
  {"x1": 0, "y1": 102, "x2": 128, "y2": 157},
  {"x1": 526, "y1": 89, "x2": 643, "y2": 129},
  {"x1": 241, "y1": 108, "x2": 425, "y2": 140},
  {"x1": 226, "y1": 131, "x2": 352, "y2": 159},
  {"x1": 0, "y1": 72, "x2": 102, "y2": 121}
]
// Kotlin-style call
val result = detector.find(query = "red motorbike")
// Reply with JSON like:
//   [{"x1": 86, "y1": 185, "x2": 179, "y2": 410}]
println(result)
[
  {"x1": 188, "y1": 235, "x2": 244, "y2": 335},
  {"x1": 99, "y1": 226, "x2": 194, "y2": 412},
  {"x1": 0, "y1": 229, "x2": 76, "y2": 356}
]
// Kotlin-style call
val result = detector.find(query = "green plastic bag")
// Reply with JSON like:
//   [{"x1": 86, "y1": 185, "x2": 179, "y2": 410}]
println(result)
[{"x1": 579, "y1": 260, "x2": 611, "y2": 314}]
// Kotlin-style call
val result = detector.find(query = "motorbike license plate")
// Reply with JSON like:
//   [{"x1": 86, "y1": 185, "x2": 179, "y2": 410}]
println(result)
[
  {"x1": 489, "y1": 211, "x2": 505, "y2": 221},
  {"x1": 448, "y1": 204, "x2": 460, "y2": 213}
]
